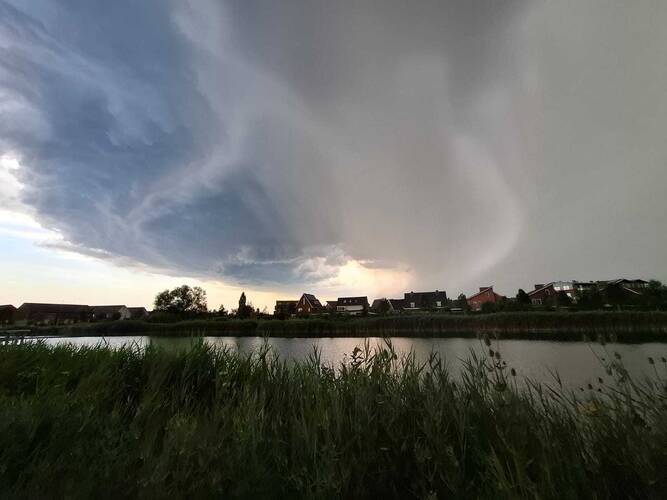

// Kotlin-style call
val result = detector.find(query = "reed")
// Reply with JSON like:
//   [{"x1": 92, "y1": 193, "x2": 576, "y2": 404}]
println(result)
[
  {"x1": 36, "y1": 311, "x2": 667, "y2": 341},
  {"x1": 0, "y1": 340, "x2": 664, "y2": 498}
]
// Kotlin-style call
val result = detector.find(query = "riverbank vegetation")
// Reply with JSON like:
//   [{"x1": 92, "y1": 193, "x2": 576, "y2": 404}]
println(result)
[
  {"x1": 29, "y1": 311, "x2": 667, "y2": 341},
  {"x1": 0, "y1": 340, "x2": 664, "y2": 498}
]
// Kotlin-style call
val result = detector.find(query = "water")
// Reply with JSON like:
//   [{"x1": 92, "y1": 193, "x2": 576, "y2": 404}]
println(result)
[{"x1": 36, "y1": 335, "x2": 667, "y2": 388}]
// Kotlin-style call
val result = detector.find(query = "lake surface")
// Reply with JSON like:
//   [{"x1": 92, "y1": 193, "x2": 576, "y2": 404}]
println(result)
[{"x1": 33, "y1": 335, "x2": 667, "y2": 388}]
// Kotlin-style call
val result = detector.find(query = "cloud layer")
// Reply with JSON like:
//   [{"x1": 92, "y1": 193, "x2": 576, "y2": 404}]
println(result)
[{"x1": 2, "y1": 0, "x2": 667, "y2": 294}]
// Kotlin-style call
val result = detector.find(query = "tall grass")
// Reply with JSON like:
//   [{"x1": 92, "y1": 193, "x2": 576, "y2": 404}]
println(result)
[{"x1": 0, "y1": 340, "x2": 665, "y2": 498}]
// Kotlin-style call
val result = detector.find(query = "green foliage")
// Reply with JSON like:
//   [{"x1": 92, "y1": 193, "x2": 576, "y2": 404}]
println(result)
[
  {"x1": 0, "y1": 341, "x2": 665, "y2": 498},
  {"x1": 154, "y1": 285, "x2": 208, "y2": 314},
  {"x1": 480, "y1": 301, "x2": 497, "y2": 314},
  {"x1": 236, "y1": 292, "x2": 253, "y2": 319},
  {"x1": 516, "y1": 289, "x2": 531, "y2": 305},
  {"x1": 556, "y1": 290, "x2": 572, "y2": 307},
  {"x1": 376, "y1": 299, "x2": 391, "y2": 315},
  {"x1": 456, "y1": 293, "x2": 471, "y2": 312}
]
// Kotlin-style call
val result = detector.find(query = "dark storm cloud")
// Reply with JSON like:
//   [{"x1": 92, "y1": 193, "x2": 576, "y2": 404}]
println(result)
[{"x1": 2, "y1": 0, "x2": 667, "y2": 292}]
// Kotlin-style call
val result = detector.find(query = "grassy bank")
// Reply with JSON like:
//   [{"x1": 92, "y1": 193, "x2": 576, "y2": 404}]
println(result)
[
  {"x1": 34, "y1": 311, "x2": 667, "y2": 342},
  {"x1": 0, "y1": 341, "x2": 665, "y2": 498}
]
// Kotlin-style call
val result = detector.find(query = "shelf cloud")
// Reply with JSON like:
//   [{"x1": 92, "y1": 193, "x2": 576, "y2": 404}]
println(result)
[{"x1": 2, "y1": 0, "x2": 667, "y2": 294}]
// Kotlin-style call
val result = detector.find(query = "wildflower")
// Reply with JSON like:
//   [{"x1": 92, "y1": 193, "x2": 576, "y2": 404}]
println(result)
[
  {"x1": 614, "y1": 352, "x2": 621, "y2": 360},
  {"x1": 587, "y1": 383, "x2": 593, "y2": 390},
  {"x1": 662, "y1": 357, "x2": 666, "y2": 363},
  {"x1": 489, "y1": 349, "x2": 495, "y2": 358},
  {"x1": 495, "y1": 351, "x2": 501, "y2": 360},
  {"x1": 510, "y1": 368, "x2": 516, "y2": 377},
  {"x1": 648, "y1": 357, "x2": 655, "y2": 365},
  {"x1": 598, "y1": 377, "x2": 604, "y2": 384},
  {"x1": 483, "y1": 334, "x2": 491, "y2": 347}
]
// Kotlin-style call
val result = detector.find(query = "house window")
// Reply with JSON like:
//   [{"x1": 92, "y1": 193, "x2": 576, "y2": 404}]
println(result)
[
  {"x1": 410, "y1": 302, "x2": 415, "y2": 308},
  {"x1": 436, "y1": 301, "x2": 442, "y2": 307}
]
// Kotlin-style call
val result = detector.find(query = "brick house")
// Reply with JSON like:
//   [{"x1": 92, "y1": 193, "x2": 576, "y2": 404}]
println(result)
[
  {"x1": 527, "y1": 283, "x2": 558, "y2": 305},
  {"x1": 467, "y1": 287, "x2": 504, "y2": 311},
  {"x1": 296, "y1": 294, "x2": 324, "y2": 314}
]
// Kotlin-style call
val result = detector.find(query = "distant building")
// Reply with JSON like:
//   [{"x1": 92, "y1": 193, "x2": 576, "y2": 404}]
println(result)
[
  {"x1": 16, "y1": 303, "x2": 91, "y2": 326},
  {"x1": 596, "y1": 279, "x2": 649, "y2": 304},
  {"x1": 296, "y1": 294, "x2": 324, "y2": 314},
  {"x1": 127, "y1": 307, "x2": 149, "y2": 320},
  {"x1": 527, "y1": 279, "x2": 648, "y2": 305},
  {"x1": 597, "y1": 279, "x2": 649, "y2": 292},
  {"x1": 0, "y1": 305, "x2": 16, "y2": 325},
  {"x1": 326, "y1": 301, "x2": 338, "y2": 312},
  {"x1": 527, "y1": 283, "x2": 558, "y2": 305},
  {"x1": 403, "y1": 290, "x2": 448, "y2": 311},
  {"x1": 467, "y1": 287, "x2": 504, "y2": 311},
  {"x1": 336, "y1": 296, "x2": 369, "y2": 315},
  {"x1": 389, "y1": 299, "x2": 405, "y2": 311},
  {"x1": 91, "y1": 305, "x2": 130, "y2": 321},
  {"x1": 274, "y1": 300, "x2": 298, "y2": 317}
]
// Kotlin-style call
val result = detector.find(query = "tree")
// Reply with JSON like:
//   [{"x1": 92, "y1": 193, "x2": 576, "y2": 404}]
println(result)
[
  {"x1": 556, "y1": 291, "x2": 572, "y2": 307},
  {"x1": 153, "y1": 285, "x2": 208, "y2": 314},
  {"x1": 218, "y1": 305, "x2": 227, "y2": 317},
  {"x1": 605, "y1": 283, "x2": 627, "y2": 307},
  {"x1": 377, "y1": 299, "x2": 391, "y2": 315},
  {"x1": 577, "y1": 287, "x2": 604, "y2": 310},
  {"x1": 645, "y1": 280, "x2": 666, "y2": 309},
  {"x1": 480, "y1": 301, "x2": 496, "y2": 314},
  {"x1": 516, "y1": 289, "x2": 531, "y2": 306},
  {"x1": 236, "y1": 292, "x2": 252, "y2": 319},
  {"x1": 456, "y1": 294, "x2": 470, "y2": 312}
]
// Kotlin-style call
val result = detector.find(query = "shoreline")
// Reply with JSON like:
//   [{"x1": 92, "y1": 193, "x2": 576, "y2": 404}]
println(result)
[{"x1": 7, "y1": 310, "x2": 667, "y2": 343}]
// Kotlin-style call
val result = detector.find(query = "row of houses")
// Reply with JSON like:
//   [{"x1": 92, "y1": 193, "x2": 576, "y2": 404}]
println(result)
[
  {"x1": 275, "y1": 288, "x2": 498, "y2": 316},
  {"x1": 274, "y1": 279, "x2": 650, "y2": 316},
  {"x1": 0, "y1": 303, "x2": 149, "y2": 326},
  {"x1": 525, "y1": 279, "x2": 649, "y2": 305}
]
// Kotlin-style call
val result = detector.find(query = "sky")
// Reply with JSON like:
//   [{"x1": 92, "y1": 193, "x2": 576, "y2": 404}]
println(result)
[{"x1": 1, "y1": 1, "x2": 666, "y2": 310}]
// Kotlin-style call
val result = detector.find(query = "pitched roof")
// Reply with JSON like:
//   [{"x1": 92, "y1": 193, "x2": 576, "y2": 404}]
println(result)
[
  {"x1": 388, "y1": 299, "x2": 405, "y2": 310},
  {"x1": 0, "y1": 304, "x2": 16, "y2": 311},
  {"x1": 336, "y1": 296, "x2": 369, "y2": 306},
  {"x1": 91, "y1": 305, "x2": 127, "y2": 314},
  {"x1": 527, "y1": 283, "x2": 554, "y2": 296},
  {"x1": 300, "y1": 293, "x2": 323, "y2": 308},
  {"x1": 467, "y1": 287, "x2": 500, "y2": 301},
  {"x1": 18, "y1": 303, "x2": 90, "y2": 313}
]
